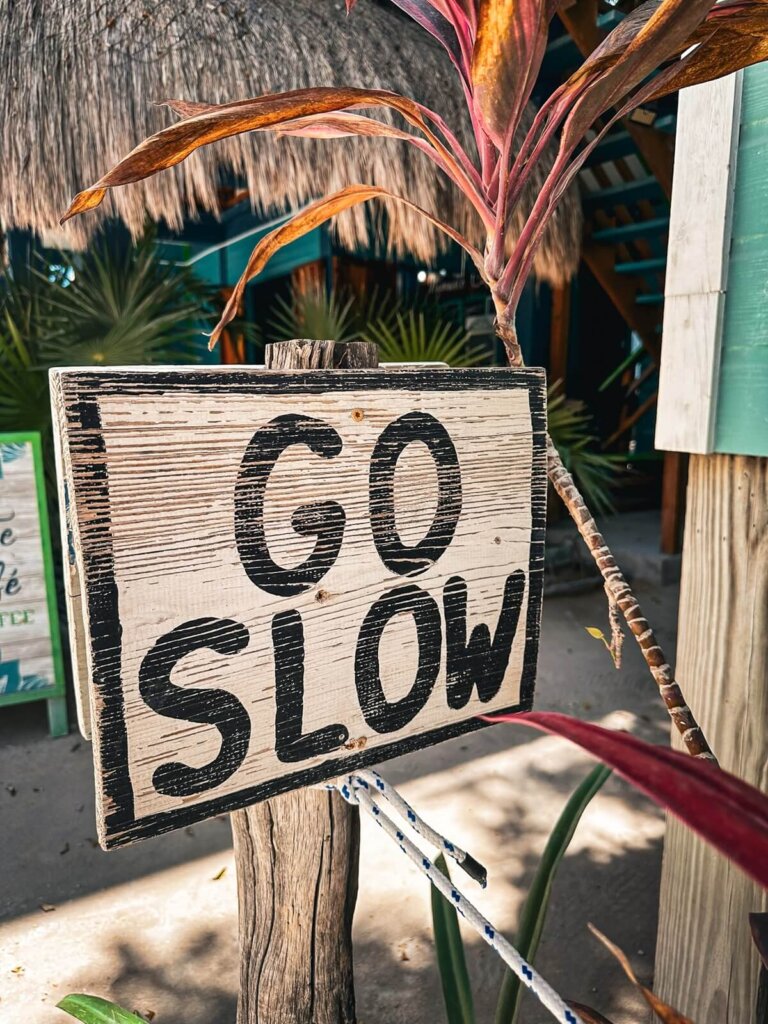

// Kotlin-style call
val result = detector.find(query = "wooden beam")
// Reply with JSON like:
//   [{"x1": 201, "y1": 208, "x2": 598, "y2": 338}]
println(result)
[
  {"x1": 230, "y1": 340, "x2": 376, "y2": 1024},
  {"x1": 654, "y1": 453, "x2": 768, "y2": 1020},
  {"x1": 603, "y1": 389, "x2": 658, "y2": 449},
  {"x1": 656, "y1": 74, "x2": 743, "y2": 454},
  {"x1": 659, "y1": 450, "x2": 688, "y2": 555},
  {"x1": 582, "y1": 242, "x2": 662, "y2": 363},
  {"x1": 549, "y1": 283, "x2": 571, "y2": 386}
]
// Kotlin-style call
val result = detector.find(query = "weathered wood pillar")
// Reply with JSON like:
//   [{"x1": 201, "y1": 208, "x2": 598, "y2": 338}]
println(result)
[
  {"x1": 230, "y1": 339, "x2": 376, "y2": 1024},
  {"x1": 654, "y1": 453, "x2": 768, "y2": 1022}
]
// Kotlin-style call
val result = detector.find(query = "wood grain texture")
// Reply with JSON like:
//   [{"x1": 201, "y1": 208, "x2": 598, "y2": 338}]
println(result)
[
  {"x1": 655, "y1": 453, "x2": 768, "y2": 1022},
  {"x1": 656, "y1": 73, "x2": 743, "y2": 454},
  {"x1": 51, "y1": 363, "x2": 546, "y2": 849},
  {"x1": 232, "y1": 340, "x2": 366, "y2": 1024},
  {"x1": 51, "y1": 404, "x2": 92, "y2": 737}
]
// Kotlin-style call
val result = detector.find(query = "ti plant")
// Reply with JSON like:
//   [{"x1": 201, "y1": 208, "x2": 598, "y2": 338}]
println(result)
[
  {"x1": 431, "y1": 711, "x2": 768, "y2": 1023},
  {"x1": 60, "y1": 0, "x2": 768, "y2": 761}
]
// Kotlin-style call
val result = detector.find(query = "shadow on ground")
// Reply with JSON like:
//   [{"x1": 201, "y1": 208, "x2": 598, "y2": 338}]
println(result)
[{"x1": 0, "y1": 581, "x2": 679, "y2": 1023}]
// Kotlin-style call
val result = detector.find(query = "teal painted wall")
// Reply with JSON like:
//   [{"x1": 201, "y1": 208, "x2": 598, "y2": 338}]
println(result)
[
  {"x1": 157, "y1": 224, "x2": 324, "y2": 288},
  {"x1": 715, "y1": 63, "x2": 768, "y2": 457}
]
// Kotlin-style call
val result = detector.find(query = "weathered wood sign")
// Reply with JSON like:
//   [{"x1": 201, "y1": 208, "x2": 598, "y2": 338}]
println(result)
[
  {"x1": 0, "y1": 433, "x2": 67, "y2": 736},
  {"x1": 51, "y1": 367, "x2": 545, "y2": 848}
]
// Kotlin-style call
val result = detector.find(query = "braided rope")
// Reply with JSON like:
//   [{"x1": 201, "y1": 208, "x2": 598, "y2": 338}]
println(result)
[{"x1": 329, "y1": 770, "x2": 581, "y2": 1024}]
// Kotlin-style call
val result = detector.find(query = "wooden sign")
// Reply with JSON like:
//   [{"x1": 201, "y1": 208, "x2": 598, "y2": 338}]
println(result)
[
  {"x1": 0, "y1": 433, "x2": 67, "y2": 735},
  {"x1": 51, "y1": 367, "x2": 546, "y2": 848}
]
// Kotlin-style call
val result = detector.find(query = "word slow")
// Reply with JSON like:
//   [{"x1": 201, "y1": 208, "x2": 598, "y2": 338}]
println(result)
[{"x1": 138, "y1": 412, "x2": 528, "y2": 797}]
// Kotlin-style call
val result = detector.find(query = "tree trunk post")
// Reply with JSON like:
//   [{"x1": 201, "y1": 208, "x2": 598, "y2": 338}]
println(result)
[{"x1": 231, "y1": 339, "x2": 378, "y2": 1024}]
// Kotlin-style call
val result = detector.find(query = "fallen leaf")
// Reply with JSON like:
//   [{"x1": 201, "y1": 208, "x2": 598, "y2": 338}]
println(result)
[
  {"x1": 39, "y1": 902, "x2": 57, "y2": 913},
  {"x1": 212, "y1": 867, "x2": 227, "y2": 881},
  {"x1": 589, "y1": 924, "x2": 694, "y2": 1023},
  {"x1": 568, "y1": 1002, "x2": 616, "y2": 1023},
  {"x1": 11, "y1": 966, "x2": 24, "y2": 975},
  {"x1": 60, "y1": 842, "x2": 70, "y2": 856}
]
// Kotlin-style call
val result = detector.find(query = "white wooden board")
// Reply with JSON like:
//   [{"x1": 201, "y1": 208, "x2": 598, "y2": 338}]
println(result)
[
  {"x1": 51, "y1": 366, "x2": 546, "y2": 848},
  {"x1": 656, "y1": 72, "x2": 743, "y2": 454}
]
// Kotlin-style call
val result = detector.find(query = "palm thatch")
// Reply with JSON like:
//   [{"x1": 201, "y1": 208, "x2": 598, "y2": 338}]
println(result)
[{"x1": 0, "y1": 0, "x2": 582, "y2": 285}]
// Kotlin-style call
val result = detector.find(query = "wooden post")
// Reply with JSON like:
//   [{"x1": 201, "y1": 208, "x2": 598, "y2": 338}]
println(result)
[
  {"x1": 653, "y1": 453, "x2": 768, "y2": 1020},
  {"x1": 230, "y1": 339, "x2": 377, "y2": 1024},
  {"x1": 659, "y1": 451, "x2": 688, "y2": 556},
  {"x1": 548, "y1": 283, "x2": 571, "y2": 387}
]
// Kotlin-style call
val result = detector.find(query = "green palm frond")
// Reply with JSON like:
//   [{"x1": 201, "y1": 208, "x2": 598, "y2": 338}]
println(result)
[
  {"x1": 267, "y1": 284, "x2": 398, "y2": 345},
  {"x1": 363, "y1": 310, "x2": 488, "y2": 367},
  {"x1": 0, "y1": 229, "x2": 213, "y2": 466},
  {"x1": 36, "y1": 233, "x2": 213, "y2": 367}
]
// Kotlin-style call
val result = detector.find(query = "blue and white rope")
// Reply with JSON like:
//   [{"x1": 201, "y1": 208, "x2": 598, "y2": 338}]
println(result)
[{"x1": 327, "y1": 769, "x2": 581, "y2": 1024}]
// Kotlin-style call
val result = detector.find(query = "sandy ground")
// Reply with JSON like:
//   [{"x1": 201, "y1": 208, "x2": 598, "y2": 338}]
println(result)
[{"x1": 0, "y1": 581, "x2": 679, "y2": 1024}]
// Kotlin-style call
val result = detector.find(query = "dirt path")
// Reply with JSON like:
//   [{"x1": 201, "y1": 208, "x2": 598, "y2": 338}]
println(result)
[{"x1": 0, "y1": 582, "x2": 679, "y2": 1024}]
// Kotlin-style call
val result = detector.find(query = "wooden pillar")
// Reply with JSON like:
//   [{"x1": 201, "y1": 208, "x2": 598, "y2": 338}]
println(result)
[
  {"x1": 659, "y1": 451, "x2": 688, "y2": 555},
  {"x1": 654, "y1": 453, "x2": 768, "y2": 1022},
  {"x1": 549, "y1": 283, "x2": 571, "y2": 387},
  {"x1": 230, "y1": 339, "x2": 377, "y2": 1024}
]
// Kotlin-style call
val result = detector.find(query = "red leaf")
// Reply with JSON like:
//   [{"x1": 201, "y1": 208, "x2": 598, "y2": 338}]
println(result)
[
  {"x1": 483, "y1": 711, "x2": 768, "y2": 890},
  {"x1": 266, "y1": 111, "x2": 493, "y2": 229},
  {"x1": 350, "y1": 0, "x2": 470, "y2": 80},
  {"x1": 390, "y1": 0, "x2": 467, "y2": 73},
  {"x1": 472, "y1": 1, "x2": 553, "y2": 147}
]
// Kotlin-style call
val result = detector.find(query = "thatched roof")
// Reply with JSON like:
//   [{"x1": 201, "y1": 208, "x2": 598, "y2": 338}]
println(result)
[{"x1": 0, "y1": 1, "x2": 581, "y2": 285}]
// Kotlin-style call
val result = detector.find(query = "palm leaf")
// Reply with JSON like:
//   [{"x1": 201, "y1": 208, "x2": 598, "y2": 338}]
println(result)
[
  {"x1": 495, "y1": 763, "x2": 612, "y2": 1024},
  {"x1": 363, "y1": 310, "x2": 487, "y2": 366},
  {"x1": 431, "y1": 853, "x2": 476, "y2": 1024},
  {"x1": 268, "y1": 287, "x2": 359, "y2": 344},
  {"x1": 57, "y1": 995, "x2": 147, "y2": 1024}
]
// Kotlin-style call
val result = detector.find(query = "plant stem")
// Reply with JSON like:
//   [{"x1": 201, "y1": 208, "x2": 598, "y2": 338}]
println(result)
[{"x1": 494, "y1": 314, "x2": 716, "y2": 762}]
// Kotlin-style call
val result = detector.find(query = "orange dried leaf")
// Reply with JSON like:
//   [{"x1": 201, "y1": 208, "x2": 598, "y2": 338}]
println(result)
[
  {"x1": 567, "y1": 1003, "x2": 616, "y2": 1024},
  {"x1": 209, "y1": 184, "x2": 485, "y2": 349},
  {"x1": 589, "y1": 924, "x2": 695, "y2": 1024},
  {"x1": 61, "y1": 87, "x2": 468, "y2": 224},
  {"x1": 647, "y1": 3, "x2": 768, "y2": 101},
  {"x1": 472, "y1": 0, "x2": 552, "y2": 147}
]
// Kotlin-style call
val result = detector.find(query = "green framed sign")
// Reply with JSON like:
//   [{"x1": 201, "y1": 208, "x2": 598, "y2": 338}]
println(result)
[{"x1": 0, "y1": 432, "x2": 67, "y2": 736}]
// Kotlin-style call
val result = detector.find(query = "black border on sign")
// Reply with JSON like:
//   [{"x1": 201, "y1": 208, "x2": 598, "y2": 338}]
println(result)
[{"x1": 59, "y1": 367, "x2": 547, "y2": 848}]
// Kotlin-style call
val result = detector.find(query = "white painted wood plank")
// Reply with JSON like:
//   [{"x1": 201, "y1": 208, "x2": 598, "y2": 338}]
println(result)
[
  {"x1": 657, "y1": 292, "x2": 726, "y2": 454},
  {"x1": 656, "y1": 73, "x2": 743, "y2": 455},
  {"x1": 52, "y1": 367, "x2": 546, "y2": 848}
]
